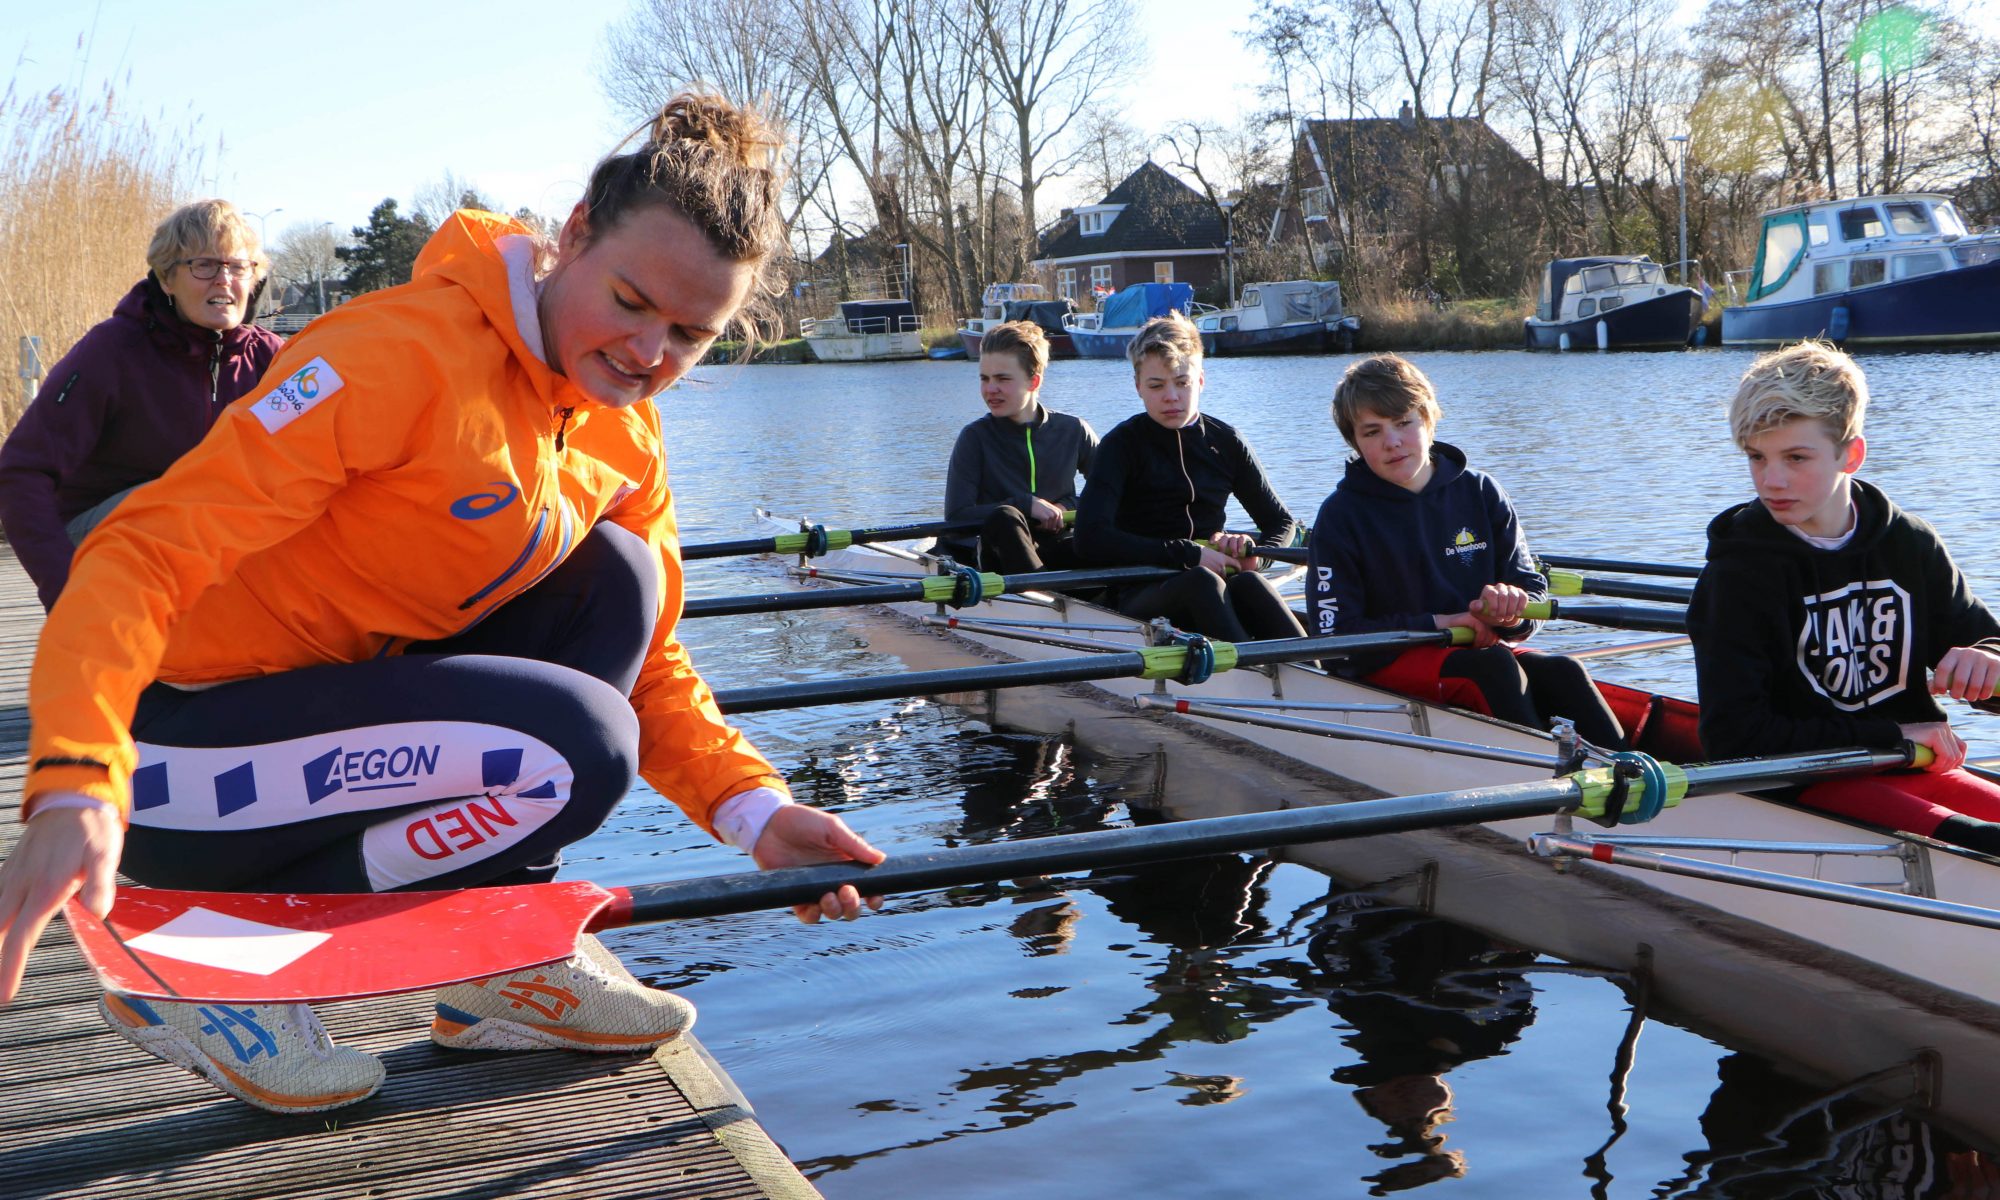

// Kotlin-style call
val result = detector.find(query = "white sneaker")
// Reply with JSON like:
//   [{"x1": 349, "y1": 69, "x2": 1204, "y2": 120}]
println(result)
[
  {"x1": 430, "y1": 933, "x2": 695, "y2": 1053},
  {"x1": 100, "y1": 993, "x2": 384, "y2": 1113}
]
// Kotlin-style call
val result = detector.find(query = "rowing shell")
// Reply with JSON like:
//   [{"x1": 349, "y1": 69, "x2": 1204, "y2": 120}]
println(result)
[{"x1": 738, "y1": 515, "x2": 2000, "y2": 1133}]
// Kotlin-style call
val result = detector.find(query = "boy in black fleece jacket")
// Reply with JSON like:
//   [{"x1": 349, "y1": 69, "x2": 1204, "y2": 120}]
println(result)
[
  {"x1": 941, "y1": 321, "x2": 1097, "y2": 572},
  {"x1": 1307, "y1": 354, "x2": 1624, "y2": 747},
  {"x1": 1689, "y1": 341, "x2": 2000, "y2": 851},
  {"x1": 1074, "y1": 313, "x2": 1304, "y2": 641}
]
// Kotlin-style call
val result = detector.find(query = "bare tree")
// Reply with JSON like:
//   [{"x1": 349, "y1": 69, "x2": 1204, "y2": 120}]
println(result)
[
  {"x1": 268, "y1": 221, "x2": 344, "y2": 313},
  {"x1": 971, "y1": 0, "x2": 1140, "y2": 264},
  {"x1": 411, "y1": 171, "x2": 497, "y2": 228},
  {"x1": 1071, "y1": 109, "x2": 1149, "y2": 200}
]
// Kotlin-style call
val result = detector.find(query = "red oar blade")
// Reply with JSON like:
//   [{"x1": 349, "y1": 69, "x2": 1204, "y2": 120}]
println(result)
[{"x1": 63, "y1": 882, "x2": 619, "y2": 1003}]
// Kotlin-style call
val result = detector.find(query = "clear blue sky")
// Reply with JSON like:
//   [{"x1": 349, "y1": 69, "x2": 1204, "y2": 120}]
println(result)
[{"x1": 6, "y1": 0, "x2": 1268, "y2": 242}]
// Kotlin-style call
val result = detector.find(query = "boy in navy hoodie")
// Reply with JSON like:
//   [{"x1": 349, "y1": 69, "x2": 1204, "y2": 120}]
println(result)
[
  {"x1": 1307, "y1": 354, "x2": 1625, "y2": 748},
  {"x1": 1689, "y1": 341, "x2": 2000, "y2": 850}
]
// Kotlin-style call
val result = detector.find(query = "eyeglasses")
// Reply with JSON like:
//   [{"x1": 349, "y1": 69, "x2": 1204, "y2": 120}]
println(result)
[{"x1": 175, "y1": 257, "x2": 258, "y2": 281}]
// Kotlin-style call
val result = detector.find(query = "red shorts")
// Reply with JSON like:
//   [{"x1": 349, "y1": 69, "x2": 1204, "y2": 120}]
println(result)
[
  {"x1": 1796, "y1": 768, "x2": 2000, "y2": 836},
  {"x1": 1363, "y1": 645, "x2": 1494, "y2": 714}
]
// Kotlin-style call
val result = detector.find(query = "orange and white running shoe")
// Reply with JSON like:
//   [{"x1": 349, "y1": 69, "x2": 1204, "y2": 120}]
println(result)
[
  {"x1": 430, "y1": 933, "x2": 695, "y2": 1053},
  {"x1": 99, "y1": 993, "x2": 384, "y2": 1113}
]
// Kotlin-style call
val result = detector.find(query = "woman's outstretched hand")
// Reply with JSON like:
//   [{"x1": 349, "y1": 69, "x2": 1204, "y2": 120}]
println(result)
[
  {"x1": 750, "y1": 804, "x2": 886, "y2": 924},
  {"x1": 0, "y1": 799, "x2": 123, "y2": 1004}
]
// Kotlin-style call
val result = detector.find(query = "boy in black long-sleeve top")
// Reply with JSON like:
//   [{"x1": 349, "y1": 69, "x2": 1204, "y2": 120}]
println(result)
[
  {"x1": 1689, "y1": 340, "x2": 2000, "y2": 851},
  {"x1": 942, "y1": 321, "x2": 1097, "y2": 573},
  {"x1": 1307, "y1": 354, "x2": 1624, "y2": 747},
  {"x1": 1075, "y1": 313, "x2": 1304, "y2": 641}
]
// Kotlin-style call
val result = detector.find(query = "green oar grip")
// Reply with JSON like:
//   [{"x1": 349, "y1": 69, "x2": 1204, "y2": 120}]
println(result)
[
  {"x1": 921, "y1": 571, "x2": 1005, "y2": 603},
  {"x1": 1138, "y1": 640, "x2": 1240, "y2": 680},
  {"x1": 1547, "y1": 569, "x2": 1584, "y2": 597},
  {"x1": 1573, "y1": 759, "x2": 1689, "y2": 820},
  {"x1": 1524, "y1": 600, "x2": 1555, "y2": 621},
  {"x1": 1912, "y1": 745, "x2": 1935, "y2": 769},
  {"x1": 1446, "y1": 625, "x2": 1475, "y2": 646},
  {"x1": 772, "y1": 528, "x2": 855, "y2": 555}
]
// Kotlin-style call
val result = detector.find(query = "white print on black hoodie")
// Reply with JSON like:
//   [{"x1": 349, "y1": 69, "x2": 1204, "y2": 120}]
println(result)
[{"x1": 1688, "y1": 478, "x2": 2000, "y2": 760}]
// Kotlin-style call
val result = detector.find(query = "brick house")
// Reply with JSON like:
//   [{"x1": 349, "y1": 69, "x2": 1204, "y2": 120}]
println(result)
[{"x1": 1033, "y1": 162, "x2": 1229, "y2": 306}]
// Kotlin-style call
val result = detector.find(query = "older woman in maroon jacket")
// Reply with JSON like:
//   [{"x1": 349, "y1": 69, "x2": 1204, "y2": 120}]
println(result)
[{"x1": 0, "y1": 199, "x2": 285, "y2": 609}]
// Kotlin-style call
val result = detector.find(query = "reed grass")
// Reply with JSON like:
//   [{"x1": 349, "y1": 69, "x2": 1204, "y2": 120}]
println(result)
[
  {"x1": 1352, "y1": 294, "x2": 1534, "y2": 352},
  {"x1": 0, "y1": 76, "x2": 205, "y2": 430}
]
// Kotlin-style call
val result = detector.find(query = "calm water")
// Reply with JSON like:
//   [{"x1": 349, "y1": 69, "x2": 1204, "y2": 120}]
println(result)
[{"x1": 572, "y1": 348, "x2": 2000, "y2": 1197}]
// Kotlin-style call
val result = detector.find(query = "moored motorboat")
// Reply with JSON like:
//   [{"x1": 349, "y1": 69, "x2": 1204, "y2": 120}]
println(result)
[
  {"x1": 802, "y1": 298, "x2": 928, "y2": 362},
  {"x1": 1524, "y1": 256, "x2": 1703, "y2": 351},
  {"x1": 1063, "y1": 282, "x2": 1203, "y2": 359},
  {"x1": 1195, "y1": 279, "x2": 1361, "y2": 356},
  {"x1": 736, "y1": 514, "x2": 2000, "y2": 1129},
  {"x1": 958, "y1": 283, "x2": 1078, "y2": 359},
  {"x1": 1722, "y1": 193, "x2": 2000, "y2": 346}
]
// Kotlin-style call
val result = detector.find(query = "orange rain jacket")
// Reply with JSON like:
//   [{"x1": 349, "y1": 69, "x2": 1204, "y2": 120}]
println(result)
[{"x1": 27, "y1": 211, "x2": 784, "y2": 834}]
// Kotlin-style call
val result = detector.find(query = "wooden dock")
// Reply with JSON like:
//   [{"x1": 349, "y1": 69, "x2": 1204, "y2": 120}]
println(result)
[{"x1": 0, "y1": 551, "x2": 818, "y2": 1200}]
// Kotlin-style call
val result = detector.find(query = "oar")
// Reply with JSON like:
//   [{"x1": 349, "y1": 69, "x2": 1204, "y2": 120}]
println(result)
[
  {"x1": 1546, "y1": 569, "x2": 1694, "y2": 606},
  {"x1": 1525, "y1": 598, "x2": 1686, "y2": 633},
  {"x1": 683, "y1": 518, "x2": 977, "y2": 561},
  {"x1": 684, "y1": 564, "x2": 1176, "y2": 618},
  {"x1": 714, "y1": 628, "x2": 1472, "y2": 714},
  {"x1": 1539, "y1": 554, "x2": 1702, "y2": 580},
  {"x1": 61, "y1": 744, "x2": 1924, "y2": 1003}
]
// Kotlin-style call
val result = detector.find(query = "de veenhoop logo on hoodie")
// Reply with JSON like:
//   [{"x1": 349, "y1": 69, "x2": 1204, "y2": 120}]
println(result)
[
  {"x1": 1796, "y1": 579, "x2": 1913, "y2": 710},
  {"x1": 255, "y1": 357, "x2": 344, "y2": 433}
]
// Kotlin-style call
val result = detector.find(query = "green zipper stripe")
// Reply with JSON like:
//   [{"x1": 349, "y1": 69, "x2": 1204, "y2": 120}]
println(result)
[{"x1": 1025, "y1": 426, "x2": 1037, "y2": 493}]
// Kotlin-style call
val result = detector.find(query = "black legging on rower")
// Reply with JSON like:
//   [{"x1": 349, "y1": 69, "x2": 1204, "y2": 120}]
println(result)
[{"x1": 119, "y1": 524, "x2": 654, "y2": 893}]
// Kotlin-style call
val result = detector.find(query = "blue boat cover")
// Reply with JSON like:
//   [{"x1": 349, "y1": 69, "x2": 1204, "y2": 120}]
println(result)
[
  {"x1": 1000, "y1": 298, "x2": 1075, "y2": 334},
  {"x1": 1099, "y1": 282, "x2": 1194, "y2": 329}
]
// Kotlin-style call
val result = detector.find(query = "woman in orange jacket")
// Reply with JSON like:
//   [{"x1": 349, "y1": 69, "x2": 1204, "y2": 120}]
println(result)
[{"x1": 0, "y1": 94, "x2": 882, "y2": 1113}]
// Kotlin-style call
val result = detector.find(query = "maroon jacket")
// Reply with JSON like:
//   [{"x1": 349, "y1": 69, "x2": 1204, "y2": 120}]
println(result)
[{"x1": 0, "y1": 277, "x2": 284, "y2": 609}]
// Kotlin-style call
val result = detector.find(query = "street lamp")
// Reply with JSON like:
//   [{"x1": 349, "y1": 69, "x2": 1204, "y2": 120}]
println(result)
[
  {"x1": 1218, "y1": 191, "x2": 1240, "y2": 309},
  {"x1": 245, "y1": 208, "x2": 283, "y2": 321},
  {"x1": 315, "y1": 221, "x2": 335, "y2": 314},
  {"x1": 1668, "y1": 135, "x2": 1689, "y2": 285}
]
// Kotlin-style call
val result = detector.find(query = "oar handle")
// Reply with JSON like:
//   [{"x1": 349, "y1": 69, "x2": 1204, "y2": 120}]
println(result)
[
  {"x1": 603, "y1": 783, "x2": 1581, "y2": 924},
  {"x1": 1524, "y1": 598, "x2": 1687, "y2": 633},
  {"x1": 1538, "y1": 553, "x2": 1703, "y2": 580}
]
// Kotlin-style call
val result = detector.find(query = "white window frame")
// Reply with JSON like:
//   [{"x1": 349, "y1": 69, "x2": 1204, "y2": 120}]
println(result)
[
  {"x1": 1153, "y1": 262, "x2": 1174, "y2": 284},
  {"x1": 1056, "y1": 268, "x2": 1077, "y2": 300},
  {"x1": 1090, "y1": 264, "x2": 1113, "y2": 293}
]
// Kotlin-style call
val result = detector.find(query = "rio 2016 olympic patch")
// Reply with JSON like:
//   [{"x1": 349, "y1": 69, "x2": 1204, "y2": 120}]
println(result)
[{"x1": 253, "y1": 357, "x2": 344, "y2": 433}]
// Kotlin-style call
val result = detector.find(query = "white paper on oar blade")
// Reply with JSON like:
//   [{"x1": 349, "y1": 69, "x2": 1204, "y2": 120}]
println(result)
[{"x1": 124, "y1": 907, "x2": 333, "y2": 976}]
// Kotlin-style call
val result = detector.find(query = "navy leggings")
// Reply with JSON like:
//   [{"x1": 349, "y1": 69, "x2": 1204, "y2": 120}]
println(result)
[{"x1": 119, "y1": 523, "x2": 658, "y2": 894}]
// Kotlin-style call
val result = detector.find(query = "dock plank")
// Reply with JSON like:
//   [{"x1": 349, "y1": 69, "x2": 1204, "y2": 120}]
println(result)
[{"x1": 0, "y1": 548, "x2": 818, "y2": 1200}]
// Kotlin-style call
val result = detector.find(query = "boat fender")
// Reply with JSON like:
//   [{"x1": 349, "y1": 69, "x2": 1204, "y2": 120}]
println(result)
[
  {"x1": 1578, "y1": 751, "x2": 1684, "y2": 826},
  {"x1": 1596, "y1": 320, "x2": 1609, "y2": 350},
  {"x1": 1827, "y1": 305, "x2": 1850, "y2": 343},
  {"x1": 923, "y1": 565, "x2": 1004, "y2": 608},
  {"x1": 1558, "y1": 332, "x2": 1571, "y2": 352}
]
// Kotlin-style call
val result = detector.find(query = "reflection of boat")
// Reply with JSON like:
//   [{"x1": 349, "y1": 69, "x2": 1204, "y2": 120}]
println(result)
[
  {"x1": 1195, "y1": 280, "x2": 1360, "y2": 356},
  {"x1": 958, "y1": 283, "x2": 1077, "y2": 359},
  {"x1": 1063, "y1": 282, "x2": 1201, "y2": 359},
  {"x1": 1523, "y1": 257, "x2": 1703, "y2": 351},
  {"x1": 801, "y1": 298, "x2": 927, "y2": 362},
  {"x1": 751, "y1": 514, "x2": 2000, "y2": 1135},
  {"x1": 1722, "y1": 193, "x2": 2000, "y2": 346}
]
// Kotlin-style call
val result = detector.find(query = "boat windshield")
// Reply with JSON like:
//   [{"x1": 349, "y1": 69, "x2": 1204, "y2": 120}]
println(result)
[
  {"x1": 1638, "y1": 263, "x2": 1664, "y2": 285},
  {"x1": 1751, "y1": 212, "x2": 1809, "y2": 299},
  {"x1": 1839, "y1": 206, "x2": 1886, "y2": 241},
  {"x1": 1885, "y1": 201, "x2": 1936, "y2": 236},
  {"x1": 1583, "y1": 265, "x2": 1617, "y2": 290},
  {"x1": 1933, "y1": 202, "x2": 1971, "y2": 237},
  {"x1": 1612, "y1": 262, "x2": 1646, "y2": 285}
]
